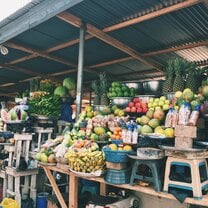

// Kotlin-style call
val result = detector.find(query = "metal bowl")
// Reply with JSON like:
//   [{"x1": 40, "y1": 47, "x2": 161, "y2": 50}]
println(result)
[
  {"x1": 143, "y1": 80, "x2": 164, "y2": 95},
  {"x1": 122, "y1": 82, "x2": 143, "y2": 94},
  {"x1": 111, "y1": 97, "x2": 132, "y2": 108}
]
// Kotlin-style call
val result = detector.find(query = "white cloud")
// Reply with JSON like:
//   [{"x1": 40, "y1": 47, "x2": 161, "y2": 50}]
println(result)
[{"x1": 0, "y1": 0, "x2": 32, "y2": 22}]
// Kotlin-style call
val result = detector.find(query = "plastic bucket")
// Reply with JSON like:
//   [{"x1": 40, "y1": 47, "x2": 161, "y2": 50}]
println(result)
[{"x1": 36, "y1": 192, "x2": 49, "y2": 208}]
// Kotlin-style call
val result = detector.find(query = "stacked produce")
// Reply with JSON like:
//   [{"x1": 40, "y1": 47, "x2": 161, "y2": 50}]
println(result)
[
  {"x1": 107, "y1": 82, "x2": 136, "y2": 98},
  {"x1": 147, "y1": 96, "x2": 170, "y2": 111},
  {"x1": 29, "y1": 91, "x2": 61, "y2": 117},
  {"x1": 125, "y1": 97, "x2": 148, "y2": 113},
  {"x1": 91, "y1": 72, "x2": 109, "y2": 105},
  {"x1": 65, "y1": 139, "x2": 105, "y2": 173}
]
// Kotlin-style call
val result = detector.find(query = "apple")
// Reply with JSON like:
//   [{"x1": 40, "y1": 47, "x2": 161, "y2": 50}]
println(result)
[
  {"x1": 125, "y1": 107, "x2": 131, "y2": 112},
  {"x1": 142, "y1": 103, "x2": 147, "y2": 108},
  {"x1": 137, "y1": 107, "x2": 142, "y2": 113},
  {"x1": 128, "y1": 102, "x2": 134, "y2": 107},
  {"x1": 135, "y1": 102, "x2": 141, "y2": 108},
  {"x1": 142, "y1": 107, "x2": 148, "y2": 113},
  {"x1": 133, "y1": 97, "x2": 140, "y2": 103},
  {"x1": 131, "y1": 107, "x2": 137, "y2": 112}
]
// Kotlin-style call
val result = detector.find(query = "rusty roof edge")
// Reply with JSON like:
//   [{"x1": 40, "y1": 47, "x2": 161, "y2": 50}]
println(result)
[{"x1": 0, "y1": 0, "x2": 83, "y2": 44}]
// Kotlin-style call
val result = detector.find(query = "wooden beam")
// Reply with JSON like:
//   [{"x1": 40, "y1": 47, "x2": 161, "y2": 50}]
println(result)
[
  {"x1": 143, "y1": 40, "x2": 208, "y2": 57},
  {"x1": 5, "y1": 42, "x2": 76, "y2": 67},
  {"x1": 0, "y1": 62, "x2": 43, "y2": 77},
  {"x1": 57, "y1": 12, "x2": 162, "y2": 72},
  {"x1": 46, "y1": 34, "x2": 92, "y2": 53},
  {"x1": 104, "y1": 0, "x2": 203, "y2": 32},
  {"x1": 54, "y1": 0, "x2": 202, "y2": 52},
  {"x1": 89, "y1": 57, "x2": 133, "y2": 68}
]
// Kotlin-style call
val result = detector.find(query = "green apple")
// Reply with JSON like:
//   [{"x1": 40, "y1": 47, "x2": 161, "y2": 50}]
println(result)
[
  {"x1": 149, "y1": 98, "x2": 154, "y2": 103},
  {"x1": 159, "y1": 101, "x2": 164, "y2": 106},
  {"x1": 148, "y1": 103, "x2": 153, "y2": 108},
  {"x1": 163, "y1": 104, "x2": 170, "y2": 111},
  {"x1": 155, "y1": 98, "x2": 160, "y2": 102},
  {"x1": 160, "y1": 96, "x2": 166, "y2": 101},
  {"x1": 155, "y1": 106, "x2": 161, "y2": 110},
  {"x1": 165, "y1": 100, "x2": 171, "y2": 105}
]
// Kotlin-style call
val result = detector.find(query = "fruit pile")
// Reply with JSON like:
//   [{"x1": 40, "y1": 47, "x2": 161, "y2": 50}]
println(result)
[
  {"x1": 147, "y1": 96, "x2": 170, "y2": 111},
  {"x1": 65, "y1": 140, "x2": 105, "y2": 173},
  {"x1": 109, "y1": 127, "x2": 122, "y2": 140},
  {"x1": 36, "y1": 148, "x2": 56, "y2": 164},
  {"x1": 136, "y1": 108, "x2": 174, "y2": 138},
  {"x1": 125, "y1": 97, "x2": 148, "y2": 113},
  {"x1": 107, "y1": 82, "x2": 136, "y2": 98}
]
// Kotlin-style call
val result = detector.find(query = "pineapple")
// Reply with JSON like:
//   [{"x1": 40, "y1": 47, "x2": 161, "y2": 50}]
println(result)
[
  {"x1": 162, "y1": 60, "x2": 175, "y2": 94},
  {"x1": 91, "y1": 80, "x2": 100, "y2": 105},
  {"x1": 99, "y1": 72, "x2": 109, "y2": 105},
  {"x1": 186, "y1": 63, "x2": 198, "y2": 93},
  {"x1": 173, "y1": 58, "x2": 186, "y2": 92}
]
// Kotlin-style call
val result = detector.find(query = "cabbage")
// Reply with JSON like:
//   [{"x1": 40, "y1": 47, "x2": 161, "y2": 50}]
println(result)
[
  {"x1": 63, "y1": 77, "x2": 75, "y2": 90},
  {"x1": 54, "y1": 86, "x2": 68, "y2": 97}
]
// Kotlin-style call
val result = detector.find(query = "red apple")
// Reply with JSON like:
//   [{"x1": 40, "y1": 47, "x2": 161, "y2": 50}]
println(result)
[
  {"x1": 142, "y1": 103, "x2": 147, "y2": 108},
  {"x1": 135, "y1": 102, "x2": 141, "y2": 108},
  {"x1": 131, "y1": 107, "x2": 136, "y2": 112},
  {"x1": 128, "y1": 102, "x2": 134, "y2": 107},
  {"x1": 125, "y1": 107, "x2": 131, "y2": 112},
  {"x1": 142, "y1": 107, "x2": 148, "y2": 113},
  {"x1": 137, "y1": 107, "x2": 143, "y2": 113},
  {"x1": 133, "y1": 97, "x2": 140, "y2": 103}
]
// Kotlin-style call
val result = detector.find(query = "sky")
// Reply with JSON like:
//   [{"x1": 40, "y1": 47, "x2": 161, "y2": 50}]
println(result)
[{"x1": 0, "y1": 0, "x2": 31, "y2": 22}]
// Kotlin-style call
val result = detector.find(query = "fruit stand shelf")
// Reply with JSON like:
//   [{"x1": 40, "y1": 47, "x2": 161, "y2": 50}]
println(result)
[{"x1": 39, "y1": 164, "x2": 208, "y2": 208}]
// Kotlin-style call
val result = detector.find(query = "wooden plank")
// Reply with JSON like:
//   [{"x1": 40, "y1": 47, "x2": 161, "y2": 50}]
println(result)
[
  {"x1": 175, "y1": 125, "x2": 197, "y2": 138},
  {"x1": 43, "y1": 166, "x2": 67, "y2": 208},
  {"x1": 57, "y1": 12, "x2": 162, "y2": 72},
  {"x1": 6, "y1": 167, "x2": 38, "y2": 177},
  {"x1": 6, "y1": 41, "x2": 76, "y2": 67},
  {"x1": 69, "y1": 173, "x2": 78, "y2": 208},
  {"x1": 40, "y1": 165, "x2": 208, "y2": 207},
  {"x1": 104, "y1": 0, "x2": 203, "y2": 32},
  {"x1": 100, "y1": 182, "x2": 107, "y2": 196},
  {"x1": 143, "y1": 41, "x2": 208, "y2": 57}
]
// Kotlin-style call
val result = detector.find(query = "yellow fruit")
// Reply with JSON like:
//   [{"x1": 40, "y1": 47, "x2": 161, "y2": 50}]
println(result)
[
  {"x1": 118, "y1": 110, "x2": 125, "y2": 117},
  {"x1": 118, "y1": 147, "x2": 123, "y2": 151},
  {"x1": 123, "y1": 145, "x2": 132, "y2": 151},
  {"x1": 155, "y1": 128, "x2": 165, "y2": 135},
  {"x1": 109, "y1": 144, "x2": 118, "y2": 151},
  {"x1": 164, "y1": 128, "x2": 174, "y2": 138},
  {"x1": 114, "y1": 109, "x2": 120, "y2": 115}
]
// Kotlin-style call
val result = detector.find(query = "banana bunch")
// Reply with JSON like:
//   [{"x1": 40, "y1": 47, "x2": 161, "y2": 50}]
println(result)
[{"x1": 65, "y1": 149, "x2": 105, "y2": 173}]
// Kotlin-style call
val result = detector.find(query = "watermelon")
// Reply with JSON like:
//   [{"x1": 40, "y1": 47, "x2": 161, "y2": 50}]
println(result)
[
  {"x1": 54, "y1": 86, "x2": 68, "y2": 97},
  {"x1": 63, "y1": 77, "x2": 75, "y2": 90}
]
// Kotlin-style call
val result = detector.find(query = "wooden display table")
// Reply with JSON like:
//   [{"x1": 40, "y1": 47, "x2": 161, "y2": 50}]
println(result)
[{"x1": 39, "y1": 164, "x2": 208, "y2": 208}]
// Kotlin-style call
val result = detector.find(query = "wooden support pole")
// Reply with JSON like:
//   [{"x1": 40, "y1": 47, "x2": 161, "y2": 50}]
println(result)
[
  {"x1": 69, "y1": 173, "x2": 78, "y2": 208},
  {"x1": 43, "y1": 167, "x2": 67, "y2": 208}
]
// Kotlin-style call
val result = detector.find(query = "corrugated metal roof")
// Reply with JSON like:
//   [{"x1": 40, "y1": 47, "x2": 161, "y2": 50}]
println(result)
[
  {"x1": 109, "y1": 3, "x2": 208, "y2": 53},
  {"x1": 52, "y1": 38, "x2": 128, "y2": 66},
  {"x1": 176, "y1": 46, "x2": 208, "y2": 62},
  {"x1": 0, "y1": 0, "x2": 208, "y2": 96},
  {"x1": 14, "y1": 57, "x2": 71, "y2": 74},
  {"x1": 67, "y1": 0, "x2": 186, "y2": 29}
]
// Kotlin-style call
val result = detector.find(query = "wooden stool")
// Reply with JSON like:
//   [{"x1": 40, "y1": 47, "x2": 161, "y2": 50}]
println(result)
[
  {"x1": 57, "y1": 120, "x2": 70, "y2": 134},
  {"x1": 0, "y1": 170, "x2": 7, "y2": 199},
  {"x1": 130, "y1": 159, "x2": 164, "y2": 192},
  {"x1": 6, "y1": 167, "x2": 38, "y2": 207},
  {"x1": 4, "y1": 133, "x2": 38, "y2": 207},
  {"x1": 33, "y1": 127, "x2": 53, "y2": 151},
  {"x1": 163, "y1": 157, "x2": 208, "y2": 199}
]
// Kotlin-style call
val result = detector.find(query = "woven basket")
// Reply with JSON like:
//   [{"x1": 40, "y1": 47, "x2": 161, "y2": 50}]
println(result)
[{"x1": 103, "y1": 147, "x2": 133, "y2": 163}]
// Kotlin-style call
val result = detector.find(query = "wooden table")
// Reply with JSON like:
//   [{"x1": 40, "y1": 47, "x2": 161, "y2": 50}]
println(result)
[{"x1": 40, "y1": 164, "x2": 208, "y2": 208}]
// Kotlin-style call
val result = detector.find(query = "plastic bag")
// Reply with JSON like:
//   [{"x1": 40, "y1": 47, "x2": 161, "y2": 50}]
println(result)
[{"x1": 0, "y1": 198, "x2": 19, "y2": 208}]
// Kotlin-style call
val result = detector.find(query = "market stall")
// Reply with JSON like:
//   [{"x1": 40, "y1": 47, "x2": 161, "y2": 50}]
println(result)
[{"x1": 0, "y1": 0, "x2": 208, "y2": 208}]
